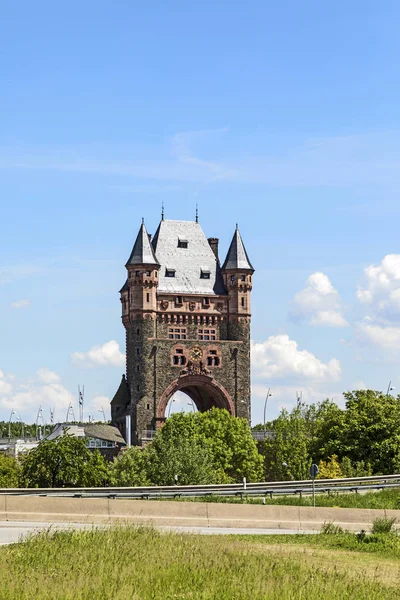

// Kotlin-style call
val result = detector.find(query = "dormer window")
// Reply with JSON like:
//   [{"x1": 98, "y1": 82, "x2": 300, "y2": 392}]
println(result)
[
  {"x1": 200, "y1": 269, "x2": 211, "y2": 279},
  {"x1": 166, "y1": 268, "x2": 176, "y2": 278},
  {"x1": 178, "y1": 239, "x2": 188, "y2": 249},
  {"x1": 175, "y1": 296, "x2": 183, "y2": 306},
  {"x1": 203, "y1": 297, "x2": 210, "y2": 306}
]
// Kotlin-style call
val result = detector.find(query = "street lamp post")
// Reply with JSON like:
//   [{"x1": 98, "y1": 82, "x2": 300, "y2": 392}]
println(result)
[
  {"x1": 8, "y1": 410, "x2": 15, "y2": 442},
  {"x1": 387, "y1": 381, "x2": 395, "y2": 398},
  {"x1": 263, "y1": 389, "x2": 272, "y2": 439}
]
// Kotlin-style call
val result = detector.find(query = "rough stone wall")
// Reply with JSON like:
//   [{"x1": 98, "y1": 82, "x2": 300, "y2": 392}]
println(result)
[{"x1": 124, "y1": 315, "x2": 251, "y2": 442}]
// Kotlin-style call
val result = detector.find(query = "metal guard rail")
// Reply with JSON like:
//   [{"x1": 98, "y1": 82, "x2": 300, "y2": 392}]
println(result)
[{"x1": 1, "y1": 473, "x2": 400, "y2": 498}]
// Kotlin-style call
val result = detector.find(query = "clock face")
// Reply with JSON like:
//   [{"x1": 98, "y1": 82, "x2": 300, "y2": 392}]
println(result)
[{"x1": 190, "y1": 347, "x2": 203, "y2": 361}]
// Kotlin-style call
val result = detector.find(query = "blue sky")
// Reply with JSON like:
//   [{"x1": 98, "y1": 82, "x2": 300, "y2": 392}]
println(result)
[{"x1": 1, "y1": 1, "x2": 400, "y2": 425}]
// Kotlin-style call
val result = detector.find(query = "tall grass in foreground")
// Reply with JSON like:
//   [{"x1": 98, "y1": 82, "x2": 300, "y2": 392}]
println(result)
[{"x1": 0, "y1": 526, "x2": 399, "y2": 599}]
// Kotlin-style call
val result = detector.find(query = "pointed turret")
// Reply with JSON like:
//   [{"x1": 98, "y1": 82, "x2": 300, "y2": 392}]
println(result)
[
  {"x1": 126, "y1": 220, "x2": 160, "y2": 267},
  {"x1": 221, "y1": 225, "x2": 254, "y2": 272},
  {"x1": 222, "y1": 225, "x2": 254, "y2": 321}
]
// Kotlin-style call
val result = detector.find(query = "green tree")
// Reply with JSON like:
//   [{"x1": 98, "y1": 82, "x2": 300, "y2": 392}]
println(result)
[
  {"x1": 109, "y1": 447, "x2": 152, "y2": 487},
  {"x1": 0, "y1": 454, "x2": 20, "y2": 487},
  {"x1": 146, "y1": 434, "x2": 222, "y2": 485},
  {"x1": 19, "y1": 435, "x2": 109, "y2": 488},
  {"x1": 259, "y1": 405, "x2": 311, "y2": 481},
  {"x1": 340, "y1": 390, "x2": 400, "y2": 474},
  {"x1": 317, "y1": 454, "x2": 342, "y2": 479},
  {"x1": 111, "y1": 409, "x2": 263, "y2": 486}
]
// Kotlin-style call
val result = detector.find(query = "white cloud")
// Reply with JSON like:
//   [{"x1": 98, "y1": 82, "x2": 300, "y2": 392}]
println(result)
[
  {"x1": 0, "y1": 371, "x2": 13, "y2": 396},
  {"x1": 37, "y1": 368, "x2": 61, "y2": 384},
  {"x1": 11, "y1": 299, "x2": 31, "y2": 309},
  {"x1": 251, "y1": 334, "x2": 341, "y2": 381},
  {"x1": 0, "y1": 368, "x2": 75, "y2": 422},
  {"x1": 71, "y1": 340, "x2": 125, "y2": 369},
  {"x1": 291, "y1": 272, "x2": 348, "y2": 327},
  {"x1": 357, "y1": 254, "x2": 400, "y2": 321},
  {"x1": 356, "y1": 321, "x2": 400, "y2": 350}
]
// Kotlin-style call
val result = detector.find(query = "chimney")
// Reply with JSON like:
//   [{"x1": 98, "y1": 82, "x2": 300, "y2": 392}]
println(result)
[{"x1": 208, "y1": 238, "x2": 219, "y2": 261}]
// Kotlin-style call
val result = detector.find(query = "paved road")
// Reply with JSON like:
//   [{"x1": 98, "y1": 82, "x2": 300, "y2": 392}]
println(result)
[{"x1": 0, "y1": 522, "x2": 315, "y2": 545}]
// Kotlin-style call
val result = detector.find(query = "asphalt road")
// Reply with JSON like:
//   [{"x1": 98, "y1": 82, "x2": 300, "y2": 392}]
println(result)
[{"x1": 0, "y1": 522, "x2": 315, "y2": 545}]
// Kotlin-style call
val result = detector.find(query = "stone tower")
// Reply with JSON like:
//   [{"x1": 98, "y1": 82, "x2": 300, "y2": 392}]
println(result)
[{"x1": 111, "y1": 216, "x2": 254, "y2": 445}]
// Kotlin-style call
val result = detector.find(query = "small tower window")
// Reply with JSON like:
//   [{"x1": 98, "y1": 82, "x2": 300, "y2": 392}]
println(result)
[
  {"x1": 231, "y1": 275, "x2": 235, "y2": 282},
  {"x1": 178, "y1": 239, "x2": 188, "y2": 249},
  {"x1": 136, "y1": 270, "x2": 141, "y2": 277},
  {"x1": 146, "y1": 293, "x2": 150, "y2": 302},
  {"x1": 166, "y1": 268, "x2": 176, "y2": 278},
  {"x1": 206, "y1": 349, "x2": 221, "y2": 367},
  {"x1": 146, "y1": 270, "x2": 151, "y2": 276},
  {"x1": 241, "y1": 275, "x2": 246, "y2": 282},
  {"x1": 172, "y1": 347, "x2": 187, "y2": 366},
  {"x1": 241, "y1": 297, "x2": 245, "y2": 307},
  {"x1": 146, "y1": 403, "x2": 150, "y2": 410}
]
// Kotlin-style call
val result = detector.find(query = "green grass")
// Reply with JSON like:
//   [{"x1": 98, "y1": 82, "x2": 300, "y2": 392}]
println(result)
[
  {"x1": 1, "y1": 526, "x2": 400, "y2": 599},
  {"x1": 243, "y1": 530, "x2": 400, "y2": 560},
  {"x1": 168, "y1": 486, "x2": 400, "y2": 509}
]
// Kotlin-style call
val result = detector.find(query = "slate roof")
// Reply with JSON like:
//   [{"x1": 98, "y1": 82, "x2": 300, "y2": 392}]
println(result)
[
  {"x1": 111, "y1": 374, "x2": 131, "y2": 409},
  {"x1": 84, "y1": 423, "x2": 126, "y2": 445},
  {"x1": 151, "y1": 220, "x2": 226, "y2": 295},
  {"x1": 221, "y1": 226, "x2": 254, "y2": 272},
  {"x1": 46, "y1": 423, "x2": 126, "y2": 445},
  {"x1": 126, "y1": 221, "x2": 160, "y2": 267}
]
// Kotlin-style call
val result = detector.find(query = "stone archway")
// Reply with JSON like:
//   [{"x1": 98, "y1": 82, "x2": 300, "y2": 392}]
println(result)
[{"x1": 157, "y1": 374, "x2": 235, "y2": 421}]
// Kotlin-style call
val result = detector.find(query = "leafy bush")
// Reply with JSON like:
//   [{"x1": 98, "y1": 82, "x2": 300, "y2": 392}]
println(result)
[
  {"x1": 371, "y1": 516, "x2": 397, "y2": 534},
  {"x1": 19, "y1": 435, "x2": 109, "y2": 488},
  {"x1": 317, "y1": 455, "x2": 342, "y2": 479},
  {"x1": 0, "y1": 454, "x2": 20, "y2": 487},
  {"x1": 320, "y1": 521, "x2": 344, "y2": 534}
]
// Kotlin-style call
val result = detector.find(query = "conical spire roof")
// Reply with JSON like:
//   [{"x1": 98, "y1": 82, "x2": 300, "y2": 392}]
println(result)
[
  {"x1": 221, "y1": 226, "x2": 254, "y2": 272},
  {"x1": 126, "y1": 220, "x2": 160, "y2": 267}
]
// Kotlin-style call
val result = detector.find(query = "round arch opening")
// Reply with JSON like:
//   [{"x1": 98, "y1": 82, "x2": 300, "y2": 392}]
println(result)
[{"x1": 158, "y1": 375, "x2": 234, "y2": 420}]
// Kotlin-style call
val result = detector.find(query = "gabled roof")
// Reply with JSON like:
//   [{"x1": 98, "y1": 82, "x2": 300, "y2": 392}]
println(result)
[
  {"x1": 221, "y1": 226, "x2": 254, "y2": 272},
  {"x1": 151, "y1": 220, "x2": 226, "y2": 295},
  {"x1": 126, "y1": 220, "x2": 160, "y2": 267},
  {"x1": 111, "y1": 374, "x2": 131, "y2": 409}
]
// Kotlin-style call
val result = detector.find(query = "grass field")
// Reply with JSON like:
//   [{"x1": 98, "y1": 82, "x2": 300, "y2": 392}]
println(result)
[
  {"x1": 0, "y1": 526, "x2": 399, "y2": 599},
  {"x1": 170, "y1": 486, "x2": 400, "y2": 509}
]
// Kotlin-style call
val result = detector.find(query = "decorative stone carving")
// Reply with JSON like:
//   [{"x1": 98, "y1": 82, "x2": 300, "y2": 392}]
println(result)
[
  {"x1": 180, "y1": 360, "x2": 211, "y2": 377},
  {"x1": 189, "y1": 301, "x2": 196, "y2": 311},
  {"x1": 160, "y1": 300, "x2": 169, "y2": 310}
]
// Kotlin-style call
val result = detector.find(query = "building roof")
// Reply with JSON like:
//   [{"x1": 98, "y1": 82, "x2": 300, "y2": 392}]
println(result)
[
  {"x1": 126, "y1": 221, "x2": 160, "y2": 267},
  {"x1": 46, "y1": 423, "x2": 126, "y2": 445},
  {"x1": 151, "y1": 220, "x2": 226, "y2": 295},
  {"x1": 221, "y1": 226, "x2": 254, "y2": 272},
  {"x1": 111, "y1": 374, "x2": 131, "y2": 409}
]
